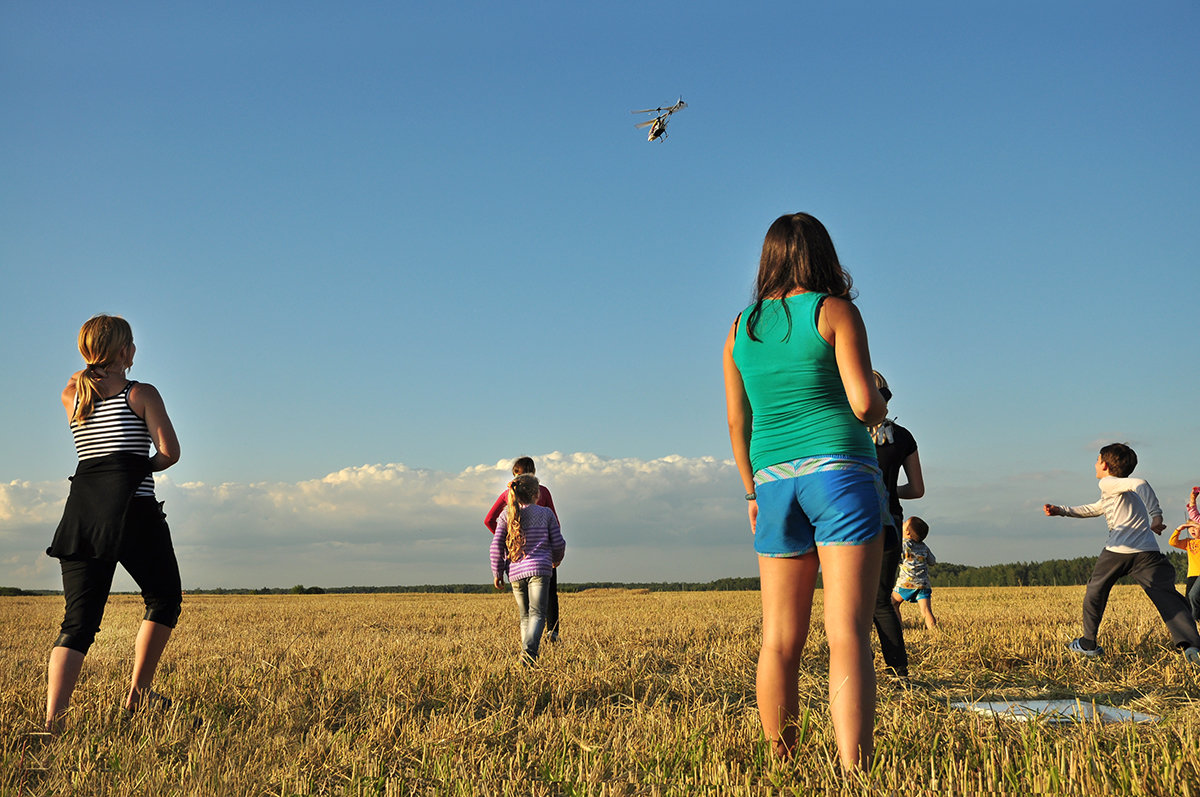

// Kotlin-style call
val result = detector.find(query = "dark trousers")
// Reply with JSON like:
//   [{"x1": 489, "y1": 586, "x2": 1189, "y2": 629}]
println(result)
[
  {"x1": 1082, "y1": 548, "x2": 1200, "y2": 650},
  {"x1": 1187, "y1": 575, "x2": 1200, "y2": 623},
  {"x1": 545, "y1": 568, "x2": 560, "y2": 637},
  {"x1": 56, "y1": 498, "x2": 182, "y2": 654},
  {"x1": 873, "y1": 522, "x2": 907, "y2": 675}
]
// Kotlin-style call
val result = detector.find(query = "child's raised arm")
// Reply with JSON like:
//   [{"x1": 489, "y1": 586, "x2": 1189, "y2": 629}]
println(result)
[{"x1": 1172, "y1": 522, "x2": 1200, "y2": 549}]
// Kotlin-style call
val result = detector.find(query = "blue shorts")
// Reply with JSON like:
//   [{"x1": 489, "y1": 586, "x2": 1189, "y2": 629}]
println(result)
[
  {"x1": 753, "y1": 456, "x2": 886, "y2": 558},
  {"x1": 894, "y1": 586, "x2": 932, "y2": 602}
]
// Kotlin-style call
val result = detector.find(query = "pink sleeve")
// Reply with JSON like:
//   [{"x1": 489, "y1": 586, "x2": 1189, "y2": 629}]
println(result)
[
  {"x1": 1188, "y1": 503, "x2": 1200, "y2": 524},
  {"x1": 484, "y1": 492, "x2": 507, "y2": 534},
  {"x1": 539, "y1": 486, "x2": 558, "y2": 519}
]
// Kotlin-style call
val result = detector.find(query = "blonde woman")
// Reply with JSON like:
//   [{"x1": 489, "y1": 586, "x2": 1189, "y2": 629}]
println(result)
[
  {"x1": 723, "y1": 213, "x2": 887, "y2": 770},
  {"x1": 489, "y1": 474, "x2": 565, "y2": 662},
  {"x1": 44, "y1": 315, "x2": 181, "y2": 731}
]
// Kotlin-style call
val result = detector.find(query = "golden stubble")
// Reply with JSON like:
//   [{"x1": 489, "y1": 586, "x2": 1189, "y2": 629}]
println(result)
[{"x1": 3, "y1": 586, "x2": 1199, "y2": 795}]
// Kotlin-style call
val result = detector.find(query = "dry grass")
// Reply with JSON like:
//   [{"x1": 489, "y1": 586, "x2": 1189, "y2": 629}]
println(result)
[{"x1": 3, "y1": 586, "x2": 1200, "y2": 795}]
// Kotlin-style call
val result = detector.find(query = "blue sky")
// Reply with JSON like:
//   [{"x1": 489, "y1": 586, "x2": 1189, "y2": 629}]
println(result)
[{"x1": 2, "y1": 2, "x2": 1198, "y2": 589}]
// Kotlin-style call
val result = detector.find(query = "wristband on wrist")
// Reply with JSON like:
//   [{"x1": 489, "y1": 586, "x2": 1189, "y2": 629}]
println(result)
[{"x1": 745, "y1": 492, "x2": 757, "y2": 501}]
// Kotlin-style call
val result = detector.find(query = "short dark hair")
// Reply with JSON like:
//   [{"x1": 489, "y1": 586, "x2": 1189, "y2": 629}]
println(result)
[
  {"x1": 1099, "y1": 443, "x2": 1137, "y2": 478},
  {"x1": 512, "y1": 456, "x2": 536, "y2": 476},
  {"x1": 907, "y1": 516, "x2": 930, "y2": 541}
]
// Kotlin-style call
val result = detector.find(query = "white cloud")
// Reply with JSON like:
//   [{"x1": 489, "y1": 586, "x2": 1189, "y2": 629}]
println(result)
[
  {"x1": 4, "y1": 452, "x2": 1140, "y2": 591},
  {"x1": 0, "y1": 453, "x2": 753, "y2": 590},
  {"x1": 0, "y1": 479, "x2": 67, "y2": 527}
]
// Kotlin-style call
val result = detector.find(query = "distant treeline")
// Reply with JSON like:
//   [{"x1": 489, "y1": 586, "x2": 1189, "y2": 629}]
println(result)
[
  {"x1": 928, "y1": 551, "x2": 1189, "y2": 588},
  {"x1": 191, "y1": 577, "x2": 765, "y2": 596},
  {"x1": 1, "y1": 553, "x2": 1188, "y2": 596},
  {"x1": 186, "y1": 552, "x2": 1191, "y2": 593}
]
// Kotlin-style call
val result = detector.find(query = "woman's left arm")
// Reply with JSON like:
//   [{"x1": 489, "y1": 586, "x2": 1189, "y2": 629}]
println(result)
[
  {"x1": 897, "y1": 450, "x2": 925, "y2": 500},
  {"x1": 723, "y1": 320, "x2": 757, "y2": 532},
  {"x1": 821, "y1": 298, "x2": 887, "y2": 425},
  {"x1": 128, "y1": 383, "x2": 180, "y2": 472}
]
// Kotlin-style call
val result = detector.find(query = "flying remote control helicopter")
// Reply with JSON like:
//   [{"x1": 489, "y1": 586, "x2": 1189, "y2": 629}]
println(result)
[{"x1": 632, "y1": 97, "x2": 687, "y2": 142}]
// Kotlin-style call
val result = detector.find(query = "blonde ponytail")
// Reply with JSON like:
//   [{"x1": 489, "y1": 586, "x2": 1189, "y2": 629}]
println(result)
[{"x1": 72, "y1": 315, "x2": 134, "y2": 425}]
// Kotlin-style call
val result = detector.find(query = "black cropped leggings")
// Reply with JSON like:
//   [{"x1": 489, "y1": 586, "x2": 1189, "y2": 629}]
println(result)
[
  {"x1": 55, "y1": 498, "x2": 182, "y2": 654},
  {"x1": 872, "y1": 521, "x2": 907, "y2": 675}
]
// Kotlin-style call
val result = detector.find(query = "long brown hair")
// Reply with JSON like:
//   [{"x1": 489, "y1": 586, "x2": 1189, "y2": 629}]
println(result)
[
  {"x1": 505, "y1": 474, "x2": 541, "y2": 563},
  {"x1": 73, "y1": 315, "x2": 134, "y2": 425},
  {"x1": 746, "y1": 213, "x2": 856, "y2": 341}
]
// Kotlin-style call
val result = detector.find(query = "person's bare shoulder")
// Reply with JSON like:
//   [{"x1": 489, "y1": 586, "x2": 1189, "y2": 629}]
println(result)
[
  {"x1": 821, "y1": 295, "x2": 862, "y2": 323},
  {"x1": 128, "y1": 382, "x2": 168, "y2": 420},
  {"x1": 128, "y1": 381, "x2": 162, "y2": 404}
]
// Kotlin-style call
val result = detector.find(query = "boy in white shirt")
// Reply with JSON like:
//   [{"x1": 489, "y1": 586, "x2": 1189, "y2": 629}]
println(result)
[{"x1": 1044, "y1": 443, "x2": 1200, "y2": 661}]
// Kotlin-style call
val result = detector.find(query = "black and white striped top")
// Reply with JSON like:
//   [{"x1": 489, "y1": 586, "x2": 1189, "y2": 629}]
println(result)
[{"x1": 71, "y1": 381, "x2": 155, "y2": 497}]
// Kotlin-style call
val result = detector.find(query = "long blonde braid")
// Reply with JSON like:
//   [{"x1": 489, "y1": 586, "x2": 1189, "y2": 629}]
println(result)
[{"x1": 505, "y1": 474, "x2": 540, "y2": 563}]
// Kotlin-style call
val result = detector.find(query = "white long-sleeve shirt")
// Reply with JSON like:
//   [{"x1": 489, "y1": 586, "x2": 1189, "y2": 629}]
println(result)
[{"x1": 1053, "y1": 476, "x2": 1163, "y2": 554}]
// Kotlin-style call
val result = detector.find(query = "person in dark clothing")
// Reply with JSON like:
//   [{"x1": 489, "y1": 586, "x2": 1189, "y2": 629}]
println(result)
[
  {"x1": 869, "y1": 371, "x2": 924, "y2": 677},
  {"x1": 44, "y1": 315, "x2": 182, "y2": 733}
]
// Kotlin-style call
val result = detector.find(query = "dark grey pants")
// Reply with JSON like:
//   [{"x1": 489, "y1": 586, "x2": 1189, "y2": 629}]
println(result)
[
  {"x1": 1082, "y1": 548, "x2": 1200, "y2": 650},
  {"x1": 873, "y1": 521, "x2": 907, "y2": 675},
  {"x1": 545, "y1": 567, "x2": 559, "y2": 638}
]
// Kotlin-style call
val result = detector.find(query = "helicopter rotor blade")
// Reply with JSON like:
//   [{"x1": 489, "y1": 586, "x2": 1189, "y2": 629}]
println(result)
[
  {"x1": 632, "y1": 107, "x2": 665, "y2": 115},
  {"x1": 634, "y1": 119, "x2": 657, "y2": 129}
]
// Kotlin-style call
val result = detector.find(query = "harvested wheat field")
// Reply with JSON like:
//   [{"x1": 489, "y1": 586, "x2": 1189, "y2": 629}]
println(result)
[{"x1": 4, "y1": 586, "x2": 1200, "y2": 795}]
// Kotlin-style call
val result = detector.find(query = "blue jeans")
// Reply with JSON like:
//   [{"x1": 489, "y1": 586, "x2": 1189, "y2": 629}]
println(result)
[{"x1": 512, "y1": 575, "x2": 549, "y2": 659}]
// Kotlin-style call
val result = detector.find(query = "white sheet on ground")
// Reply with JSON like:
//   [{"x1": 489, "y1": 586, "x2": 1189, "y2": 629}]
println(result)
[{"x1": 950, "y1": 699, "x2": 1158, "y2": 724}]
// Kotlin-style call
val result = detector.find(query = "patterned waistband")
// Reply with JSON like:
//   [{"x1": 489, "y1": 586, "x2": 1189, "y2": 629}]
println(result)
[{"x1": 754, "y1": 456, "x2": 881, "y2": 485}]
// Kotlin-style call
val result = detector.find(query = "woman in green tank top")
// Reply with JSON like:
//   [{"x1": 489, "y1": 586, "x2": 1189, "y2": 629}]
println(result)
[{"x1": 722, "y1": 213, "x2": 888, "y2": 771}]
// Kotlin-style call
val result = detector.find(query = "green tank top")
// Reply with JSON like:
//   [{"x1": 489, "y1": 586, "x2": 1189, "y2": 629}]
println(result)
[{"x1": 732, "y1": 293, "x2": 876, "y2": 473}]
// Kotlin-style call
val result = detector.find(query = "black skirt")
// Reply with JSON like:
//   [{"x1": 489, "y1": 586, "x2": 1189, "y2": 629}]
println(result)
[{"x1": 47, "y1": 453, "x2": 153, "y2": 562}]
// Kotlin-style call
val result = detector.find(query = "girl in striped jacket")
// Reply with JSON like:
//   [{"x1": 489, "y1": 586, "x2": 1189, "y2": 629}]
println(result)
[{"x1": 490, "y1": 474, "x2": 565, "y2": 662}]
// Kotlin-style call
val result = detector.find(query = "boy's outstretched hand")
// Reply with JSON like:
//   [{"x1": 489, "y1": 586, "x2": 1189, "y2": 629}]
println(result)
[{"x1": 1043, "y1": 504, "x2": 1061, "y2": 516}]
